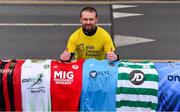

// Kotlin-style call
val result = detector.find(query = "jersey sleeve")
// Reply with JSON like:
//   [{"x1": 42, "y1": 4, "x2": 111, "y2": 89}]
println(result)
[
  {"x1": 67, "y1": 31, "x2": 78, "y2": 53},
  {"x1": 103, "y1": 30, "x2": 115, "y2": 53}
]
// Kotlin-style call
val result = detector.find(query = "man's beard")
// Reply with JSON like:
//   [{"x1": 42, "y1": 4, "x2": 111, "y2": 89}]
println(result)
[
  {"x1": 83, "y1": 24, "x2": 96, "y2": 32},
  {"x1": 82, "y1": 25, "x2": 97, "y2": 36}
]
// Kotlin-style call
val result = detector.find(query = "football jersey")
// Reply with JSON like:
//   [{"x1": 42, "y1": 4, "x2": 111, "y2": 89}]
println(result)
[
  {"x1": 155, "y1": 62, "x2": 180, "y2": 111},
  {"x1": 21, "y1": 59, "x2": 51, "y2": 111},
  {"x1": 117, "y1": 61, "x2": 158, "y2": 111},
  {"x1": 2, "y1": 60, "x2": 17, "y2": 111},
  {"x1": 51, "y1": 59, "x2": 84, "y2": 111},
  {"x1": 80, "y1": 59, "x2": 119, "y2": 111},
  {"x1": 13, "y1": 59, "x2": 25, "y2": 111},
  {"x1": 0, "y1": 61, "x2": 9, "y2": 111},
  {"x1": 0, "y1": 60, "x2": 23, "y2": 111}
]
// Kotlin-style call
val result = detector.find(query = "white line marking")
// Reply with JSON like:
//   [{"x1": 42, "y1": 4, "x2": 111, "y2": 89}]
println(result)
[
  {"x1": 0, "y1": 23, "x2": 111, "y2": 26},
  {"x1": 114, "y1": 35, "x2": 156, "y2": 47},
  {"x1": 112, "y1": 5, "x2": 138, "y2": 9},
  {"x1": 113, "y1": 12, "x2": 143, "y2": 19}
]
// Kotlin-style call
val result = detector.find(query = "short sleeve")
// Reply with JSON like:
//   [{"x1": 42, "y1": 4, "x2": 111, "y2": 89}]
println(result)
[
  {"x1": 67, "y1": 31, "x2": 78, "y2": 53},
  {"x1": 103, "y1": 30, "x2": 115, "y2": 53}
]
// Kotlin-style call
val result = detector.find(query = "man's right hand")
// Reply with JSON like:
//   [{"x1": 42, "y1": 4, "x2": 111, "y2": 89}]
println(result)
[
  {"x1": 59, "y1": 49, "x2": 71, "y2": 62},
  {"x1": 106, "y1": 52, "x2": 118, "y2": 61}
]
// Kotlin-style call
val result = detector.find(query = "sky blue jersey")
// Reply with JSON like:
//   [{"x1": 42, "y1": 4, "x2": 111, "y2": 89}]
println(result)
[{"x1": 80, "y1": 59, "x2": 119, "y2": 111}]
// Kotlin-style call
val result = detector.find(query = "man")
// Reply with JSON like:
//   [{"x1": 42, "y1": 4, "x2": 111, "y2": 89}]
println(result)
[{"x1": 60, "y1": 7, "x2": 118, "y2": 62}]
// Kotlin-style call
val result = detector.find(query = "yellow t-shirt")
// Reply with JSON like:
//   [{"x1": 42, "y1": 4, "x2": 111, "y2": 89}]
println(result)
[{"x1": 67, "y1": 26, "x2": 115, "y2": 60}]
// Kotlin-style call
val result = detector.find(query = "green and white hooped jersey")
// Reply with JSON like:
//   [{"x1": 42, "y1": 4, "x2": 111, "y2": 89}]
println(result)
[
  {"x1": 116, "y1": 61, "x2": 158, "y2": 112},
  {"x1": 21, "y1": 59, "x2": 51, "y2": 111}
]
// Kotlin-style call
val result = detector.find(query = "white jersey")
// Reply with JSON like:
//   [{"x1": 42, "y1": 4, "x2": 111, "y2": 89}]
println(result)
[{"x1": 21, "y1": 59, "x2": 51, "y2": 111}]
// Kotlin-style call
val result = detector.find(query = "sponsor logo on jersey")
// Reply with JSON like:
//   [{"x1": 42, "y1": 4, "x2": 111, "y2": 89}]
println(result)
[
  {"x1": 129, "y1": 70, "x2": 145, "y2": 85},
  {"x1": 53, "y1": 71, "x2": 74, "y2": 85},
  {"x1": 22, "y1": 73, "x2": 45, "y2": 94},
  {"x1": 0, "y1": 69, "x2": 13, "y2": 74},
  {"x1": 89, "y1": 71, "x2": 97, "y2": 78},
  {"x1": 31, "y1": 73, "x2": 43, "y2": 87},
  {"x1": 167, "y1": 74, "x2": 180, "y2": 82},
  {"x1": 77, "y1": 44, "x2": 85, "y2": 53},
  {"x1": 89, "y1": 70, "x2": 117, "y2": 78}
]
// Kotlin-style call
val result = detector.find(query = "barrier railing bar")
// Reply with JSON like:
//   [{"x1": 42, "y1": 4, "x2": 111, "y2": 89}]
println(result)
[{"x1": 121, "y1": 59, "x2": 180, "y2": 62}]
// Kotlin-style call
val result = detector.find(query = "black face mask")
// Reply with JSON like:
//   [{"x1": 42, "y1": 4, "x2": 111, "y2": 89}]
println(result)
[{"x1": 83, "y1": 26, "x2": 97, "y2": 36}]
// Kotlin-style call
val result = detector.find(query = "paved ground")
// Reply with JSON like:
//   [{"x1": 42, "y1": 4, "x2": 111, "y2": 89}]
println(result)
[
  {"x1": 0, "y1": 4, "x2": 111, "y2": 60},
  {"x1": 113, "y1": 3, "x2": 180, "y2": 60}
]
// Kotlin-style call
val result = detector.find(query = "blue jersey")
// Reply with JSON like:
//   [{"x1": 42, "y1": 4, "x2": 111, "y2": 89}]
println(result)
[
  {"x1": 155, "y1": 62, "x2": 180, "y2": 111},
  {"x1": 80, "y1": 59, "x2": 119, "y2": 111}
]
